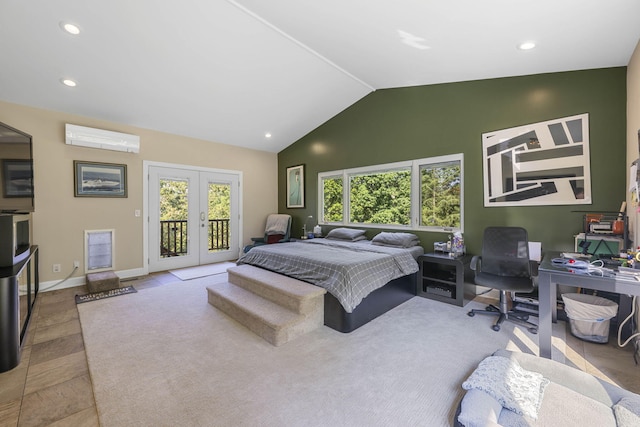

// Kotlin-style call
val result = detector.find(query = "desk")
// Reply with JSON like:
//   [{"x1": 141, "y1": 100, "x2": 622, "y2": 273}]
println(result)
[{"x1": 538, "y1": 251, "x2": 640, "y2": 359}]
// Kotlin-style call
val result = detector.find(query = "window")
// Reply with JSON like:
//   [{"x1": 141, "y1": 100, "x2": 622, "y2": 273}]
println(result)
[{"x1": 319, "y1": 154, "x2": 463, "y2": 232}]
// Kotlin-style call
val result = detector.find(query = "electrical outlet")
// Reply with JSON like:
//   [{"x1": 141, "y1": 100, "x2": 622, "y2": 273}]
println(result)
[
  {"x1": 73, "y1": 260, "x2": 80, "y2": 268},
  {"x1": 53, "y1": 264, "x2": 61, "y2": 273}
]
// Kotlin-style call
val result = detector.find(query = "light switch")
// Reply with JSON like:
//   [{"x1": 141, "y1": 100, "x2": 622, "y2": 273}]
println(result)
[{"x1": 135, "y1": 209, "x2": 141, "y2": 217}]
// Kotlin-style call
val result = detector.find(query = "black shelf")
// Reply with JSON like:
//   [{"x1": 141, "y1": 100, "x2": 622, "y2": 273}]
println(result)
[
  {"x1": 417, "y1": 253, "x2": 474, "y2": 307},
  {"x1": 0, "y1": 245, "x2": 39, "y2": 373}
]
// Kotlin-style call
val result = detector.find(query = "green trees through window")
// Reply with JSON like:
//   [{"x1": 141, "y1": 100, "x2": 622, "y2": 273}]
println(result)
[{"x1": 319, "y1": 154, "x2": 463, "y2": 232}]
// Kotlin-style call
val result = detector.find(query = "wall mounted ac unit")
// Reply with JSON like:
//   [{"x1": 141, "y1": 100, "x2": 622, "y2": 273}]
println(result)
[{"x1": 65, "y1": 124, "x2": 140, "y2": 153}]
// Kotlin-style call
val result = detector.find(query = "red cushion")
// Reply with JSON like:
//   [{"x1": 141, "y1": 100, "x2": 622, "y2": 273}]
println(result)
[{"x1": 266, "y1": 234, "x2": 284, "y2": 244}]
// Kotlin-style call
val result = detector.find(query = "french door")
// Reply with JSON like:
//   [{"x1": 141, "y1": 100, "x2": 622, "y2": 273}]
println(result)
[{"x1": 147, "y1": 164, "x2": 240, "y2": 272}]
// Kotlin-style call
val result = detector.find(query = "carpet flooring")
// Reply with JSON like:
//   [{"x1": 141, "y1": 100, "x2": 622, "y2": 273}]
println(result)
[
  {"x1": 169, "y1": 261, "x2": 236, "y2": 280},
  {"x1": 78, "y1": 275, "x2": 565, "y2": 427}
]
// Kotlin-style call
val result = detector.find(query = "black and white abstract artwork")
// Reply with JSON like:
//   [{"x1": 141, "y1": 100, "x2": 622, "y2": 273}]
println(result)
[{"x1": 482, "y1": 113, "x2": 591, "y2": 207}]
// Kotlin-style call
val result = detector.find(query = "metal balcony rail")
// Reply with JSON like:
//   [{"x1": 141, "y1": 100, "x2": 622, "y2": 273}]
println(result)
[{"x1": 160, "y1": 219, "x2": 230, "y2": 257}]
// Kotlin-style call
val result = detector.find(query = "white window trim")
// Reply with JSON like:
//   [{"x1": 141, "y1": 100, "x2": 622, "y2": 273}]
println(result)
[{"x1": 318, "y1": 153, "x2": 463, "y2": 233}]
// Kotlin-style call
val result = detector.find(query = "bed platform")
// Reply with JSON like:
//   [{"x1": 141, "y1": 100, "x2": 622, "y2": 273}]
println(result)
[
  {"x1": 323, "y1": 273, "x2": 416, "y2": 333},
  {"x1": 236, "y1": 236, "x2": 422, "y2": 333}
]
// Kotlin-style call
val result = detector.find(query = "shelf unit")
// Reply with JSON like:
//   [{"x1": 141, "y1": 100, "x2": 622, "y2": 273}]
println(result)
[
  {"x1": 417, "y1": 253, "x2": 474, "y2": 307},
  {"x1": 576, "y1": 211, "x2": 629, "y2": 256}
]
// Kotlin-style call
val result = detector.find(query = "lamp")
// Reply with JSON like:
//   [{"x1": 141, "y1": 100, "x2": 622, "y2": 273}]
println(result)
[{"x1": 304, "y1": 215, "x2": 314, "y2": 239}]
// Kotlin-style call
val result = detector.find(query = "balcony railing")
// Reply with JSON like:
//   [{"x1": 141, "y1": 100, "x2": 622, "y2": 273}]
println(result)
[{"x1": 160, "y1": 219, "x2": 230, "y2": 257}]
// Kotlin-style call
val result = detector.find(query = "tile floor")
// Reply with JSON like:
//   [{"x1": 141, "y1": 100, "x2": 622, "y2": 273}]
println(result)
[{"x1": 1, "y1": 274, "x2": 640, "y2": 426}]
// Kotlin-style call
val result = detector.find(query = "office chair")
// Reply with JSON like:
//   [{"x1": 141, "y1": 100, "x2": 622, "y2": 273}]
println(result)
[
  {"x1": 467, "y1": 226, "x2": 538, "y2": 334},
  {"x1": 243, "y1": 214, "x2": 292, "y2": 253}
]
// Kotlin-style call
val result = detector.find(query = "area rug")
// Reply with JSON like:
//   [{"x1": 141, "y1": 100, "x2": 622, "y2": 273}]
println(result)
[
  {"x1": 169, "y1": 261, "x2": 236, "y2": 280},
  {"x1": 78, "y1": 276, "x2": 566, "y2": 427},
  {"x1": 75, "y1": 286, "x2": 137, "y2": 304}
]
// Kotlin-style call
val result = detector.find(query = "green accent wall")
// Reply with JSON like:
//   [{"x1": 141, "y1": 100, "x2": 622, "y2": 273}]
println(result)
[{"x1": 278, "y1": 68, "x2": 627, "y2": 255}]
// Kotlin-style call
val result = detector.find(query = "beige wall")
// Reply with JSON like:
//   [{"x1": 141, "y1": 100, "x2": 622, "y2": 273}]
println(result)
[
  {"x1": 628, "y1": 39, "x2": 640, "y2": 246},
  {"x1": 0, "y1": 100, "x2": 277, "y2": 284}
]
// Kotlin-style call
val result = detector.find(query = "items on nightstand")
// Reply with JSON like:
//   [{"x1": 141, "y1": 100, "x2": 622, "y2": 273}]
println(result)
[{"x1": 434, "y1": 231, "x2": 465, "y2": 257}]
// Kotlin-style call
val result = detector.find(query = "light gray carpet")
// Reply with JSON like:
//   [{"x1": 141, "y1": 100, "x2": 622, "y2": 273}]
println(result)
[
  {"x1": 78, "y1": 276, "x2": 565, "y2": 427},
  {"x1": 169, "y1": 261, "x2": 236, "y2": 280}
]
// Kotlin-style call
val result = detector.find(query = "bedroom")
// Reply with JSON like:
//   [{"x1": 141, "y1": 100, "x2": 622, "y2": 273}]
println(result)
[{"x1": 2, "y1": 1, "x2": 640, "y2": 425}]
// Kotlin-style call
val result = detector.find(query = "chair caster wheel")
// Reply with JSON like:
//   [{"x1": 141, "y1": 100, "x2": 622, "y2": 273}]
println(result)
[
  {"x1": 492, "y1": 325, "x2": 500, "y2": 332},
  {"x1": 467, "y1": 311, "x2": 475, "y2": 317},
  {"x1": 529, "y1": 328, "x2": 538, "y2": 334}
]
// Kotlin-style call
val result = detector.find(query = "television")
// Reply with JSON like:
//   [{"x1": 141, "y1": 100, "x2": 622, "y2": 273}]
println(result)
[{"x1": 0, "y1": 121, "x2": 34, "y2": 213}]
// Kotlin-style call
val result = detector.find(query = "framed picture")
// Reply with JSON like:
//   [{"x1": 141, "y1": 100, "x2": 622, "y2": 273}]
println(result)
[
  {"x1": 74, "y1": 161, "x2": 127, "y2": 197},
  {"x1": 286, "y1": 164, "x2": 304, "y2": 208},
  {"x1": 2, "y1": 159, "x2": 33, "y2": 197},
  {"x1": 481, "y1": 113, "x2": 591, "y2": 207}
]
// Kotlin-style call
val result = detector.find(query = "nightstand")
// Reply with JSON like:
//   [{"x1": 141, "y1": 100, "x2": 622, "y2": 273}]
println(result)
[{"x1": 417, "y1": 253, "x2": 475, "y2": 307}]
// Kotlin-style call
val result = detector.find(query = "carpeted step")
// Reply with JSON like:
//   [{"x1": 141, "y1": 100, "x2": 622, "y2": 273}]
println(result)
[
  {"x1": 227, "y1": 265, "x2": 326, "y2": 315},
  {"x1": 207, "y1": 281, "x2": 323, "y2": 346}
]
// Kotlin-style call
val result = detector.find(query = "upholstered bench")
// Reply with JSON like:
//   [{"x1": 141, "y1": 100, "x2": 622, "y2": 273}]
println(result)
[{"x1": 455, "y1": 349, "x2": 640, "y2": 427}]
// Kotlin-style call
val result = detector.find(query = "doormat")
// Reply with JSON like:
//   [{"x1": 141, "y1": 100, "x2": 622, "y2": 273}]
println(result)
[{"x1": 75, "y1": 286, "x2": 137, "y2": 304}]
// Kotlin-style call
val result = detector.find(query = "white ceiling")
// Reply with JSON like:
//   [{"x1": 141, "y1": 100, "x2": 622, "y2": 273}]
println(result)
[{"x1": 1, "y1": 1, "x2": 639, "y2": 153}]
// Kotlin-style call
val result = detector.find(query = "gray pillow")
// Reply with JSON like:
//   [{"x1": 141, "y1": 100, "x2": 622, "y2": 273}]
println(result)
[
  {"x1": 372, "y1": 232, "x2": 420, "y2": 248},
  {"x1": 325, "y1": 228, "x2": 366, "y2": 241}
]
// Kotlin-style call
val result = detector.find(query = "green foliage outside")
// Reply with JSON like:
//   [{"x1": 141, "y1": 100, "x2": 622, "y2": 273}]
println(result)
[
  {"x1": 349, "y1": 170, "x2": 411, "y2": 225},
  {"x1": 160, "y1": 179, "x2": 188, "y2": 220},
  {"x1": 159, "y1": 180, "x2": 231, "y2": 255},
  {"x1": 321, "y1": 162, "x2": 461, "y2": 229},
  {"x1": 159, "y1": 180, "x2": 230, "y2": 221},
  {"x1": 421, "y1": 164, "x2": 460, "y2": 228},
  {"x1": 323, "y1": 177, "x2": 343, "y2": 222}
]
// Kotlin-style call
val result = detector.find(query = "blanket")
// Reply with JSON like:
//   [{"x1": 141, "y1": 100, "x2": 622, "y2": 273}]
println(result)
[{"x1": 237, "y1": 239, "x2": 421, "y2": 312}]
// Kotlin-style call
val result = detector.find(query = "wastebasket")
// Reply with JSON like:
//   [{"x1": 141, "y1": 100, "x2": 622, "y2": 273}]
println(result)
[{"x1": 561, "y1": 293, "x2": 619, "y2": 343}]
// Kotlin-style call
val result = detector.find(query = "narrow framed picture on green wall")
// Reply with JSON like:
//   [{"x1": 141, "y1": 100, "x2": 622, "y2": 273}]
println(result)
[{"x1": 286, "y1": 164, "x2": 304, "y2": 208}]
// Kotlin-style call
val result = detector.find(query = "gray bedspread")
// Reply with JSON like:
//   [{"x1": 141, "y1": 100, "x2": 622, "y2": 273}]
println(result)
[{"x1": 236, "y1": 239, "x2": 421, "y2": 313}]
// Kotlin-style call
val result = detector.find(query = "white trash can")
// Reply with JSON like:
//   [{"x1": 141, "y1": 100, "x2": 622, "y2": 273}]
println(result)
[{"x1": 561, "y1": 293, "x2": 618, "y2": 343}]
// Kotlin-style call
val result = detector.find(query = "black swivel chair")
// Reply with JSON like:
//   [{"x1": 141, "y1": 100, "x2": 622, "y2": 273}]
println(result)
[{"x1": 467, "y1": 226, "x2": 538, "y2": 334}]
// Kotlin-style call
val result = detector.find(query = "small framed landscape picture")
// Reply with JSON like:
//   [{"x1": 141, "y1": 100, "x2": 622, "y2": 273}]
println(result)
[
  {"x1": 74, "y1": 161, "x2": 127, "y2": 197},
  {"x1": 286, "y1": 164, "x2": 304, "y2": 208},
  {"x1": 2, "y1": 159, "x2": 33, "y2": 197}
]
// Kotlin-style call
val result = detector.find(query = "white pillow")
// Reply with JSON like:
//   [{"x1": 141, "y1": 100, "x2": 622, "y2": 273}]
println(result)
[{"x1": 614, "y1": 397, "x2": 640, "y2": 427}]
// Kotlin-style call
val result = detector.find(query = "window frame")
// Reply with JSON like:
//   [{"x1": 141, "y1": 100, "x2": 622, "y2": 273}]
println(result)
[{"x1": 318, "y1": 153, "x2": 463, "y2": 233}]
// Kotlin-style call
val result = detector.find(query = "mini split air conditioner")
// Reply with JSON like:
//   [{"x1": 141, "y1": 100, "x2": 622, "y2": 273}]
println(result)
[{"x1": 65, "y1": 124, "x2": 140, "y2": 153}]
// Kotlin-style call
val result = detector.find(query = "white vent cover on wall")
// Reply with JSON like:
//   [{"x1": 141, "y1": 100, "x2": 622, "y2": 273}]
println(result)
[
  {"x1": 65, "y1": 124, "x2": 140, "y2": 153},
  {"x1": 85, "y1": 229, "x2": 115, "y2": 273}
]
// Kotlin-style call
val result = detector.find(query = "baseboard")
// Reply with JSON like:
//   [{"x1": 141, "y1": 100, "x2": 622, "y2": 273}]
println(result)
[{"x1": 22, "y1": 266, "x2": 148, "y2": 294}]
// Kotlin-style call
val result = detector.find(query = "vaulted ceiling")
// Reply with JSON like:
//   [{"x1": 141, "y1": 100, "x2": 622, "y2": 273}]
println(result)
[{"x1": 1, "y1": 1, "x2": 639, "y2": 153}]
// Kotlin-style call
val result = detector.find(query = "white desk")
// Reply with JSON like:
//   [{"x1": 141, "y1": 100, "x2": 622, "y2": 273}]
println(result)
[{"x1": 538, "y1": 252, "x2": 640, "y2": 359}]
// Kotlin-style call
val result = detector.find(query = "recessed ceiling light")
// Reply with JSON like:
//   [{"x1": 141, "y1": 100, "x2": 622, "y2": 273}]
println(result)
[
  {"x1": 265, "y1": 133, "x2": 272, "y2": 139},
  {"x1": 61, "y1": 79, "x2": 77, "y2": 87},
  {"x1": 518, "y1": 41, "x2": 536, "y2": 50},
  {"x1": 60, "y1": 21, "x2": 81, "y2": 35}
]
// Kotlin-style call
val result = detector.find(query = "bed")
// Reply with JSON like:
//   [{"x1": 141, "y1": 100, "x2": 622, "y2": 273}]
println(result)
[{"x1": 236, "y1": 231, "x2": 423, "y2": 332}]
